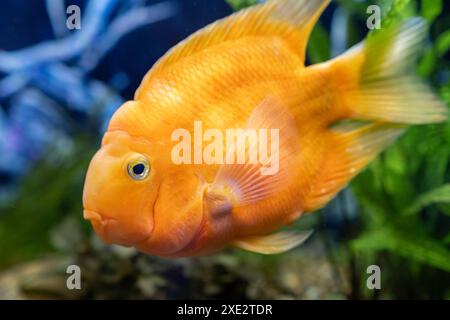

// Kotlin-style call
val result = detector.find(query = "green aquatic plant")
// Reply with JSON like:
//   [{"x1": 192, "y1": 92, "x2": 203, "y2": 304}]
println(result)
[{"x1": 0, "y1": 138, "x2": 96, "y2": 268}]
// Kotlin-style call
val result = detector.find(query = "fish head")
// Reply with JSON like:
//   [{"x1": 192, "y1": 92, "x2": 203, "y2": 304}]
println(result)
[
  {"x1": 83, "y1": 130, "x2": 162, "y2": 247},
  {"x1": 83, "y1": 129, "x2": 206, "y2": 256}
]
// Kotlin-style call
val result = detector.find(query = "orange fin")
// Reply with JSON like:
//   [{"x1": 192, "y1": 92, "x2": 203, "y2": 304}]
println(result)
[
  {"x1": 207, "y1": 97, "x2": 299, "y2": 208},
  {"x1": 304, "y1": 122, "x2": 405, "y2": 212},
  {"x1": 332, "y1": 18, "x2": 447, "y2": 124},
  {"x1": 232, "y1": 229, "x2": 313, "y2": 254},
  {"x1": 136, "y1": 0, "x2": 330, "y2": 97}
]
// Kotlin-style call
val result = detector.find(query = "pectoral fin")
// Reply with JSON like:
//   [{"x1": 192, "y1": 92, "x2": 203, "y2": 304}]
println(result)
[
  {"x1": 208, "y1": 97, "x2": 299, "y2": 208},
  {"x1": 232, "y1": 229, "x2": 313, "y2": 254}
]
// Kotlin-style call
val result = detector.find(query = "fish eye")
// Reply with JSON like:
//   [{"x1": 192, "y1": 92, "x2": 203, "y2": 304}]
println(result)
[{"x1": 127, "y1": 156, "x2": 150, "y2": 181}]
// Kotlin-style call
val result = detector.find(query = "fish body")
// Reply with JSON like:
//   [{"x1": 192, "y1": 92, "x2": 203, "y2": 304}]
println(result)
[{"x1": 83, "y1": 0, "x2": 447, "y2": 257}]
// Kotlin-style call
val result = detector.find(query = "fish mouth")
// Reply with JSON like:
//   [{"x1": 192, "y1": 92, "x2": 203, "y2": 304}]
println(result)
[
  {"x1": 83, "y1": 209, "x2": 117, "y2": 226},
  {"x1": 83, "y1": 208, "x2": 150, "y2": 246},
  {"x1": 83, "y1": 209, "x2": 116, "y2": 243}
]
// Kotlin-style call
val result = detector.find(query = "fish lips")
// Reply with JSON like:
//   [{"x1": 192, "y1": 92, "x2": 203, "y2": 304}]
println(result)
[{"x1": 83, "y1": 209, "x2": 152, "y2": 247}]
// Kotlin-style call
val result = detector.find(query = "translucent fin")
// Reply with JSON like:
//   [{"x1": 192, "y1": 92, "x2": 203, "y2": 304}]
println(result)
[
  {"x1": 206, "y1": 97, "x2": 299, "y2": 209},
  {"x1": 232, "y1": 229, "x2": 313, "y2": 254},
  {"x1": 304, "y1": 122, "x2": 405, "y2": 212},
  {"x1": 136, "y1": 0, "x2": 330, "y2": 97},
  {"x1": 333, "y1": 18, "x2": 448, "y2": 124}
]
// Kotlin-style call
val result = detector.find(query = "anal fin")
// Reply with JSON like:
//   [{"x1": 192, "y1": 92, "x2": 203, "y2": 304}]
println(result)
[{"x1": 232, "y1": 229, "x2": 313, "y2": 254}]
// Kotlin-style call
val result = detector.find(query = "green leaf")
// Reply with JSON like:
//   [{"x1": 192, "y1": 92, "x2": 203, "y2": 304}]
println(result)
[
  {"x1": 421, "y1": 0, "x2": 443, "y2": 23},
  {"x1": 226, "y1": 0, "x2": 258, "y2": 11},
  {"x1": 352, "y1": 228, "x2": 450, "y2": 273},
  {"x1": 307, "y1": 22, "x2": 330, "y2": 64},
  {"x1": 436, "y1": 30, "x2": 450, "y2": 57},
  {"x1": 441, "y1": 86, "x2": 450, "y2": 107},
  {"x1": 402, "y1": 184, "x2": 450, "y2": 216},
  {"x1": 444, "y1": 233, "x2": 450, "y2": 245},
  {"x1": 417, "y1": 47, "x2": 437, "y2": 77}
]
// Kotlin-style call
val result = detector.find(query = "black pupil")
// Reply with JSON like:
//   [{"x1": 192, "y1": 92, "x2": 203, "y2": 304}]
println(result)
[{"x1": 133, "y1": 163, "x2": 145, "y2": 176}]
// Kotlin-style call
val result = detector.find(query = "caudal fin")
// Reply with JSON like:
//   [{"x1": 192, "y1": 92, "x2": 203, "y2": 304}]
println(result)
[
  {"x1": 303, "y1": 18, "x2": 448, "y2": 212},
  {"x1": 332, "y1": 18, "x2": 448, "y2": 124}
]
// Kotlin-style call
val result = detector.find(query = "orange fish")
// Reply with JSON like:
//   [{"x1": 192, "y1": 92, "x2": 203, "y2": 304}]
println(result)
[{"x1": 83, "y1": 0, "x2": 447, "y2": 257}]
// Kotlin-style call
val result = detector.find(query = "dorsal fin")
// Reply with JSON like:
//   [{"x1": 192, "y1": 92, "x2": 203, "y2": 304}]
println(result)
[{"x1": 135, "y1": 0, "x2": 330, "y2": 98}]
